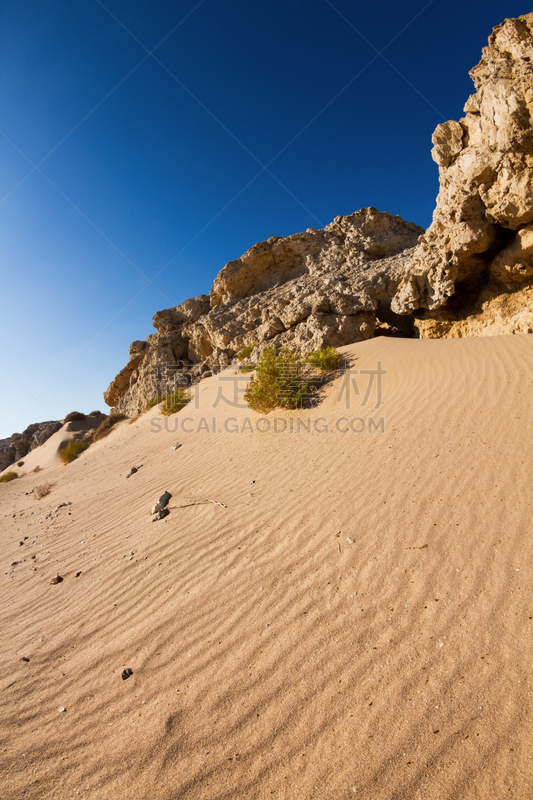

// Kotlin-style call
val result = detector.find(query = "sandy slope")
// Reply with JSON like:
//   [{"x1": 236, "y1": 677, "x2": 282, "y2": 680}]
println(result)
[
  {"x1": 0, "y1": 335, "x2": 532, "y2": 800},
  {"x1": 0, "y1": 419, "x2": 104, "y2": 476}
]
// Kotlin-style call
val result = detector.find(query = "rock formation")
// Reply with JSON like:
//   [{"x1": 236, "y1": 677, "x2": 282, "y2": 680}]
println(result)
[
  {"x1": 0, "y1": 412, "x2": 107, "y2": 472},
  {"x1": 392, "y1": 12, "x2": 533, "y2": 335},
  {"x1": 105, "y1": 12, "x2": 533, "y2": 417},
  {"x1": 0, "y1": 421, "x2": 63, "y2": 472},
  {"x1": 104, "y1": 209, "x2": 423, "y2": 416}
]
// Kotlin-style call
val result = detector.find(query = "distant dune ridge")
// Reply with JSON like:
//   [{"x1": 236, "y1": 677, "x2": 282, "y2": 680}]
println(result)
[
  {"x1": 1, "y1": 12, "x2": 533, "y2": 800},
  {"x1": 105, "y1": 12, "x2": 533, "y2": 418}
]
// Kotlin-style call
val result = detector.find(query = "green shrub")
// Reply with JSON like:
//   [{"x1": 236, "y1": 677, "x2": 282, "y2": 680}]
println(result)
[
  {"x1": 64, "y1": 411, "x2": 86, "y2": 422},
  {"x1": 92, "y1": 413, "x2": 127, "y2": 442},
  {"x1": 146, "y1": 397, "x2": 160, "y2": 409},
  {"x1": 61, "y1": 441, "x2": 89, "y2": 464},
  {"x1": 17, "y1": 461, "x2": 24, "y2": 467},
  {"x1": 239, "y1": 363, "x2": 256, "y2": 373},
  {"x1": 160, "y1": 389, "x2": 191, "y2": 416},
  {"x1": 0, "y1": 471, "x2": 18, "y2": 483},
  {"x1": 237, "y1": 345, "x2": 255, "y2": 362},
  {"x1": 244, "y1": 347, "x2": 312, "y2": 413},
  {"x1": 305, "y1": 346, "x2": 342, "y2": 371}
]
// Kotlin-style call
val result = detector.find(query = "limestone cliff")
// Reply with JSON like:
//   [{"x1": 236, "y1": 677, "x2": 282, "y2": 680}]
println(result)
[
  {"x1": 104, "y1": 208, "x2": 423, "y2": 416},
  {"x1": 105, "y1": 12, "x2": 533, "y2": 417},
  {"x1": 392, "y1": 12, "x2": 533, "y2": 336}
]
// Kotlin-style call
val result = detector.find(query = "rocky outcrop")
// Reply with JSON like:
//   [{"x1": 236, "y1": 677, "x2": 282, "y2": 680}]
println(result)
[
  {"x1": 105, "y1": 208, "x2": 423, "y2": 416},
  {"x1": 0, "y1": 413, "x2": 107, "y2": 472},
  {"x1": 0, "y1": 421, "x2": 63, "y2": 472},
  {"x1": 392, "y1": 13, "x2": 533, "y2": 319},
  {"x1": 104, "y1": 13, "x2": 533, "y2": 417}
]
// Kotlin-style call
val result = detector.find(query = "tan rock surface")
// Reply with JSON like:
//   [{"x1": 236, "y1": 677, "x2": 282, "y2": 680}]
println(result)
[
  {"x1": 392, "y1": 13, "x2": 533, "y2": 315},
  {"x1": 105, "y1": 208, "x2": 422, "y2": 417}
]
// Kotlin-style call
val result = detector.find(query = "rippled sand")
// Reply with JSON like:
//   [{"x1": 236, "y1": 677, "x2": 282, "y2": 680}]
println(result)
[{"x1": 1, "y1": 335, "x2": 532, "y2": 799}]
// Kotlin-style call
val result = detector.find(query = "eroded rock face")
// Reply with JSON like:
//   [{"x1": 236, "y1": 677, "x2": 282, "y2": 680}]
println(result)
[
  {"x1": 0, "y1": 414, "x2": 107, "y2": 472},
  {"x1": 0, "y1": 421, "x2": 62, "y2": 471},
  {"x1": 392, "y1": 13, "x2": 533, "y2": 315},
  {"x1": 104, "y1": 13, "x2": 533, "y2": 417},
  {"x1": 105, "y1": 208, "x2": 423, "y2": 416}
]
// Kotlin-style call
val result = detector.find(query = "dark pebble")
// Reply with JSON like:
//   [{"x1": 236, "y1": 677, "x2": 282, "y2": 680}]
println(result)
[
  {"x1": 122, "y1": 668, "x2": 133, "y2": 680},
  {"x1": 21, "y1": 657, "x2": 30, "y2": 663}
]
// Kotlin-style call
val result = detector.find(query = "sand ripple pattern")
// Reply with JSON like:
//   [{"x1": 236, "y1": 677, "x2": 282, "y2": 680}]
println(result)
[{"x1": 1, "y1": 335, "x2": 532, "y2": 799}]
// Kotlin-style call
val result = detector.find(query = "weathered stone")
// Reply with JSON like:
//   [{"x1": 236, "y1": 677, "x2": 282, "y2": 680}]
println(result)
[
  {"x1": 393, "y1": 13, "x2": 533, "y2": 315},
  {"x1": 490, "y1": 223, "x2": 533, "y2": 283},
  {"x1": 151, "y1": 491, "x2": 172, "y2": 516},
  {"x1": 0, "y1": 421, "x2": 63, "y2": 471},
  {"x1": 105, "y1": 209, "x2": 422, "y2": 416}
]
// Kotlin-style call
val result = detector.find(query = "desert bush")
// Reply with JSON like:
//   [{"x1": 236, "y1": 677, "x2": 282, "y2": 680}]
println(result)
[
  {"x1": 35, "y1": 482, "x2": 54, "y2": 499},
  {"x1": 239, "y1": 363, "x2": 255, "y2": 373},
  {"x1": 237, "y1": 345, "x2": 255, "y2": 362},
  {"x1": 61, "y1": 441, "x2": 89, "y2": 464},
  {"x1": 305, "y1": 346, "x2": 342, "y2": 371},
  {"x1": 88, "y1": 410, "x2": 104, "y2": 417},
  {"x1": 17, "y1": 461, "x2": 24, "y2": 467},
  {"x1": 244, "y1": 347, "x2": 312, "y2": 412},
  {"x1": 160, "y1": 389, "x2": 191, "y2": 416},
  {"x1": 146, "y1": 397, "x2": 160, "y2": 409},
  {"x1": 92, "y1": 412, "x2": 127, "y2": 442},
  {"x1": 0, "y1": 471, "x2": 18, "y2": 483},
  {"x1": 64, "y1": 411, "x2": 86, "y2": 422}
]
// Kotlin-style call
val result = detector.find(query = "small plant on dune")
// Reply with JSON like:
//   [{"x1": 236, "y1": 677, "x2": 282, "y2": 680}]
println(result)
[
  {"x1": 146, "y1": 396, "x2": 160, "y2": 409},
  {"x1": 33, "y1": 465, "x2": 41, "y2": 473},
  {"x1": 244, "y1": 347, "x2": 312, "y2": 413},
  {"x1": 239, "y1": 363, "x2": 256, "y2": 373},
  {"x1": 61, "y1": 441, "x2": 89, "y2": 464},
  {"x1": 17, "y1": 461, "x2": 24, "y2": 467},
  {"x1": 237, "y1": 344, "x2": 255, "y2": 362},
  {"x1": 92, "y1": 412, "x2": 127, "y2": 442},
  {"x1": 64, "y1": 411, "x2": 86, "y2": 422},
  {"x1": 305, "y1": 346, "x2": 342, "y2": 371},
  {"x1": 0, "y1": 471, "x2": 19, "y2": 483},
  {"x1": 35, "y1": 482, "x2": 54, "y2": 499},
  {"x1": 160, "y1": 389, "x2": 191, "y2": 416}
]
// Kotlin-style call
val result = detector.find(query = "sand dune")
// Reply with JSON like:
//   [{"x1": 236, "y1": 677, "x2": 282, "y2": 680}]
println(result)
[
  {"x1": 0, "y1": 419, "x2": 104, "y2": 476},
  {"x1": 1, "y1": 335, "x2": 532, "y2": 799}
]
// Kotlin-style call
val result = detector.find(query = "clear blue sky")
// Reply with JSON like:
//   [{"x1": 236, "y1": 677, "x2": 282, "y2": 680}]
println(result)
[{"x1": 0, "y1": 0, "x2": 530, "y2": 436}]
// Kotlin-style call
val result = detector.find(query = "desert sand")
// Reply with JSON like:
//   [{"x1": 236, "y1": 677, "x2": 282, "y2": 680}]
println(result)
[{"x1": 1, "y1": 335, "x2": 532, "y2": 799}]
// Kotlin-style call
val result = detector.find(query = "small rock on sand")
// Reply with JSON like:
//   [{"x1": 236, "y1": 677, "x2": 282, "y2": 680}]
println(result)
[{"x1": 151, "y1": 491, "x2": 172, "y2": 516}]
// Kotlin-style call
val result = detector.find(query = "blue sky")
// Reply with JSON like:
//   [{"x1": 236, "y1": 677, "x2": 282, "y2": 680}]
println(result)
[{"x1": 0, "y1": 0, "x2": 530, "y2": 436}]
